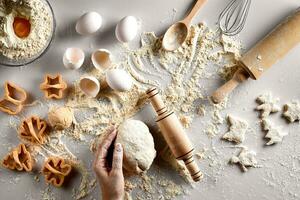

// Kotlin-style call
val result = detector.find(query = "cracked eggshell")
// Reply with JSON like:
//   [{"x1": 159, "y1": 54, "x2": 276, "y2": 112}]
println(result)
[
  {"x1": 115, "y1": 16, "x2": 138, "y2": 43},
  {"x1": 63, "y1": 48, "x2": 85, "y2": 70},
  {"x1": 79, "y1": 76, "x2": 100, "y2": 97},
  {"x1": 91, "y1": 49, "x2": 112, "y2": 71},
  {"x1": 106, "y1": 69, "x2": 133, "y2": 92},
  {"x1": 76, "y1": 12, "x2": 102, "y2": 35}
]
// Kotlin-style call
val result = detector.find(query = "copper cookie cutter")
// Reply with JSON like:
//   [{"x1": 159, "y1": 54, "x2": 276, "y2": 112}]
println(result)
[
  {"x1": 40, "y1": 74, "x2": 67, "y2": 99},
  {"x1": 2, "y1": 143, "x2": 33, "y2": 172},
  {"x1": 19, "y1": 115, "x2": 48, "y2": 145},
  {"x1": 42, "y1": 156, "x2": 72, "y2": 187},
  {"x1": 0, "y1": 82, "x2": 28, "y2": 115}
]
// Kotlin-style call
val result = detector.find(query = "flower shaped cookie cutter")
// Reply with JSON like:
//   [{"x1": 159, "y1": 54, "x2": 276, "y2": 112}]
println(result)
[
  {"x1": 19, "y1": 116, "x2": 48, "y2": 144},
  {"x1": 42, "y1": 157, "x2": 72, "y2": 187},
  {"x1": 0, "y1": 82, "x2": 27, "y2": 115},
  {"x1": 40, "y1": 74, "x2": 67, "y2": 99},
  {"x1": 2, "y1": 144, "x2": 33, "y2": 172}
]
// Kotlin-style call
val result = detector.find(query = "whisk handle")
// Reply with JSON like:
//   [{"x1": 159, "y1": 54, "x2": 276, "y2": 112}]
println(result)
[
  {"x1": 211, "y1": 68, "x2": 249, "y2": 104},
  {"x1": 182, "y1": 0, "x2": 207, "y2": 25}
]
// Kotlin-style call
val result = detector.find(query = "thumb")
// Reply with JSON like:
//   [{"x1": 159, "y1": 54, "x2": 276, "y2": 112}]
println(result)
[{"x1": 112, "y1": 143, "x2": 123, "y2": 173}]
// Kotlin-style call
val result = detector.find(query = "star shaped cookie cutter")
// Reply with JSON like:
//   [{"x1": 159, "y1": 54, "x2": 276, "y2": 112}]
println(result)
[{"x1": 40, "y1": 74, "x2": 67, "y2": 99}]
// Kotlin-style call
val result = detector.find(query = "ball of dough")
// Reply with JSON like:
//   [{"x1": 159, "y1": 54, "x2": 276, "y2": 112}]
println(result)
[
  {"x1": 48, "y1": 106, "x2": 74, "y2": 130},
  {"x1": 116, "y1": 119, "x2": 156, "y2": 174}
]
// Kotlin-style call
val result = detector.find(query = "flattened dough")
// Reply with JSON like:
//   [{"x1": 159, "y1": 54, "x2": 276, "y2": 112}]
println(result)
[
  {"x1": 230, "y1": 147, "x2": 258, "y2": 172},
  {"x1": 222, "y1": 115, "x2": 248, "y2": 144},
  {"x1": 262, "y1": 119, "x2": 288, "y2": 145},
  {"x1": 256, "y1": 93, "x2": 280, "y2": 119},
  {"x1": 283, "y1": 101, "x2": 300, "y2": 123}
]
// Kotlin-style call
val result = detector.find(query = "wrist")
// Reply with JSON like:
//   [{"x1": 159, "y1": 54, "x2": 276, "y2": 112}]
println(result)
[{"x1": 102, "y1": 191, "x2": 124, "y2": 200}]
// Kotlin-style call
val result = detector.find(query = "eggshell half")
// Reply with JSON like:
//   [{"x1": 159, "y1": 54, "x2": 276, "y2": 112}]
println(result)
[
  {"x1": 91, "y1": 49, "x2": 112, "y2": 71},
  {"x1": 79, "y1": 76, "x2": 100, "y2": 97},
  {"x1": 63, "y1": 48, "x2": 85, "y2": 70}
]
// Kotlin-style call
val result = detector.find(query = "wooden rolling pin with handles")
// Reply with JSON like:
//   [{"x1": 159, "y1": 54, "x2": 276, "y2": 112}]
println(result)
[
  {"x1": 146, "y1": 87, "x2": 203, "y2": 182},
  {"x1": 211, "y1": 8, "x2": 300, "y2": 104}
]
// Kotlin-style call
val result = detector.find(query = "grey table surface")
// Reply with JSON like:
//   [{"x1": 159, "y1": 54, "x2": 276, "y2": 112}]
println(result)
[{"x1": 1, "y1": 0, "x2": 300, "y2": 199}]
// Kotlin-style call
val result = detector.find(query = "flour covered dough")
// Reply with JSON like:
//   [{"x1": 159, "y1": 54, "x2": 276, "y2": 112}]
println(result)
[
  {"x1": 48, "y1": 106, "x2": 74, "y2": 130},
  {"x1": 117, "y1": 119, "x2": 156, "y2": 174}
]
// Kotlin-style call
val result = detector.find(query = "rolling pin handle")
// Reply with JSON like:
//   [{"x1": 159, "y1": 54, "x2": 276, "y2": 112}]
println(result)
[
  {"x1": 182, "y1": 153, "x2": 203, "y2": 182},
  {"x1": 211, "y1": 68, "x2": 249, "y2": 104}
]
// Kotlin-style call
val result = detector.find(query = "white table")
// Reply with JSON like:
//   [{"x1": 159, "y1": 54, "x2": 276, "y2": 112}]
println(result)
[{"x1": 1, "y1": 0, "x2": 300, "y2": 199}]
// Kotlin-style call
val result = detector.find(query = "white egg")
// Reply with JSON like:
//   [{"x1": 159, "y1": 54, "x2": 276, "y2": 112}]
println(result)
[
  {"x1": 76, "y1": 12, "x2": 102, "y2": 35},
  {"x1": 115, "y1": 16, "x2": 138, "y2": 43},
  {"x1": 106, "y1": 69, "x2": 133, "y2": 92},
  {"x1": 91, "y1": 49, "x2": 112, "y2": 71},
  {"x1": 63, "y1": 48, "x2": 85, "y2": 70},
  {"x1": 79, "y1": 76, "x2": 100, "y2": 97}
]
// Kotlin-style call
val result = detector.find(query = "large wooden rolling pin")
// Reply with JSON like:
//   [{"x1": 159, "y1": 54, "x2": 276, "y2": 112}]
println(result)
[
  {"x1": 211, "y1": 8, "x2": 300, "y2": 104},
  {"x1": 146, "y1": 87, "x2": 203, "y2": 182}
]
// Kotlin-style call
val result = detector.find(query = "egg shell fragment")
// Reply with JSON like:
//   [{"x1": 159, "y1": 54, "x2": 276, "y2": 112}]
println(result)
[
  {"x1": 79, "y1": 76, "x2": 100, "y2": 97},
  {"x1": 76, "y1": 12, "x2": 102, "y2": 35},
  {"x1": 106, "y1": 69, "x2": 133, "y2": 92},
  {"x1": 115, "y1": 16, "x2": 138, "y2": 43},
  {"x1": 91, "y1": 49, "x2": 112, "y2": 71},
  {"x1": 63, "y1": 48, "x2": 85, "y2": 70}
]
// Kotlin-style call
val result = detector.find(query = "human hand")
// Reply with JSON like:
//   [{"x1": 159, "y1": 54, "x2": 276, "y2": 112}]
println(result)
[{"x1": 93, "y1": 127, "x2": 124, "y2": 200}]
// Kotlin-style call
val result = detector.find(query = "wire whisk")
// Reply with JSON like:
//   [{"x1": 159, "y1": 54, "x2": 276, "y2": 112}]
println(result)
[{"x1": 218, "y1": 0, "x2": 252, "y2": 36}]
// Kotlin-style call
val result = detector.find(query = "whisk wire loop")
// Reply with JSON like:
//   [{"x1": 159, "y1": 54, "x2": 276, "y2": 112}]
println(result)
[{"x1": 218, "y1": 0, "x2": 251, "y2": 36}]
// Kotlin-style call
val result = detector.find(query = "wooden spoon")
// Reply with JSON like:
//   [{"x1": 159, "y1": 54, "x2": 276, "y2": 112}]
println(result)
[{"x1": 162, "y1": 0, "x2": 207, "y2": 51}]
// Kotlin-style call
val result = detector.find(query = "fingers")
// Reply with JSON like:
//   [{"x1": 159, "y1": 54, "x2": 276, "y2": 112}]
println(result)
[
  {"x1": 111, "y1": 143, "x2": 123, "y2": 173},
  {"x1": 93, "y1": 127, "x2": 117, "y2": 175}
]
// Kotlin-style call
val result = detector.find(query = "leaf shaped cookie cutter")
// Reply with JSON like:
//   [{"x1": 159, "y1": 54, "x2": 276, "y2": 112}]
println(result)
[
  {"x1": 40, "y1": 74, "x2": 67, "y2": 99},
  {"x1": 19, "y1": 116, "x2": 48, "y2": 144},
  {"x1": 2, "y1": 144, "x2": 33, "y2": 172},
  {"x1": 0, "y1": 82, "x2": 27, "y2": 115},
  {"x1": 42, "y1": 157, "x2": 72, "y2": 187}
]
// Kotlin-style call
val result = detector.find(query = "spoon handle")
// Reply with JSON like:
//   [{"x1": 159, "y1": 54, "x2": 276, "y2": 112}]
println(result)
[{"x1": 182, "y1": 0, "x2": 207, "y2": 25}]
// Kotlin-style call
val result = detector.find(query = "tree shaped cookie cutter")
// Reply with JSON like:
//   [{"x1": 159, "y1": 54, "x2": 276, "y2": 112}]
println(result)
[
  {"x1": 19, "y1": 116, "x2": 48, "y2": 144},
  {"x1": 0, "y1": 82, "x2": 27, "y2": 115},
  {"x1": 40, "y1": 74, "x2": 67, "y2": 99},
  {"x1": 42, "y1": 157, "x2": 72, "y2": 187},
  {"x1": 2, "y1": 144, "x2": 33, "y2": 172}
]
